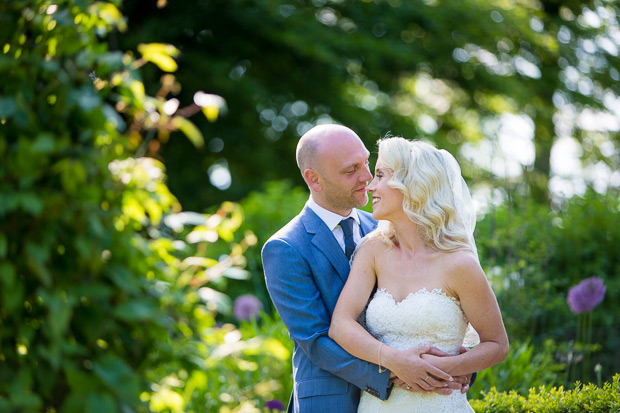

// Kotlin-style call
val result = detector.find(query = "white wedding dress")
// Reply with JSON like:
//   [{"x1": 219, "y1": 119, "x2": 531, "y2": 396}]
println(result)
[{"x1": 358, "y1": 288, "x2": 475, "y2": 413}]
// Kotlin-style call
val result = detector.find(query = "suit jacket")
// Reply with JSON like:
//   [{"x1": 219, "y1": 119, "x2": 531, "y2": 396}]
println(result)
[{"x1": 262, "y1": 206, "x2": 391, "y2": 413}]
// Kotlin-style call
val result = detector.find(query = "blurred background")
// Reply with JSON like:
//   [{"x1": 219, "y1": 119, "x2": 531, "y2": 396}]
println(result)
[{"x1": 1, "y1": 0, "x2": 619, "y2": 411}]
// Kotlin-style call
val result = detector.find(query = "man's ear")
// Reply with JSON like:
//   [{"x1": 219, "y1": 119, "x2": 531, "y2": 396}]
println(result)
[{"x1": 303, "y1": 168, "x2": 322, "y2": 192}]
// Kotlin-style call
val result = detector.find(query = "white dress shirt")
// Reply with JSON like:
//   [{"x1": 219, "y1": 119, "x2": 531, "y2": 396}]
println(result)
[{"x1": 307, "y1": 196, "x2": 362, "y2": 254}]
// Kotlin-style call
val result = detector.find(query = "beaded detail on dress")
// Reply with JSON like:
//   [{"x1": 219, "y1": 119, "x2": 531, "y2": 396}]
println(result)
[{"x1": 358, "y1": 288, "x2": 474, "y2": 413}]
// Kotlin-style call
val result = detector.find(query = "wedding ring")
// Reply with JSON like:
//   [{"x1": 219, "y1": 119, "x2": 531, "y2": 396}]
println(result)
[
  {"x1": 423, "y1": 375, "x2": 429, "y2": 382},
  {"x1": 406, "y1": 385, "x2": 412, "y2": 390}
]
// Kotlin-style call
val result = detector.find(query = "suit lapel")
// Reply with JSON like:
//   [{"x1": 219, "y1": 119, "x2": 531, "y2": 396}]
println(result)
[{"x1": 301, "y1": 207, "x2": 351, "y2": 282}]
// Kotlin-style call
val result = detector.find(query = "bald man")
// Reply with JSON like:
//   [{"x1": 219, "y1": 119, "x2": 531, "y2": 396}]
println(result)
[{"x1": 262, "y1": 125, "x2": 463, "y2": 412}]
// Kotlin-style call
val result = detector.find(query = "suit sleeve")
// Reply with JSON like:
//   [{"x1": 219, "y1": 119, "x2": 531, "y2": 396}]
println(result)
[{"x1": 262, "y1": 238, "x2": 392, "y2": 400}]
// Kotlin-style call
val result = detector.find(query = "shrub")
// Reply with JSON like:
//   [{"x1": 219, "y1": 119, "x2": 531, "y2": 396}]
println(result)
[
  {"x1": 148, "y1": 311, "x2": 293, "y2": 412},
  {"x1": 470, "y1": 374, "x2": 620, "y2": 412},
  {"x1": 476, "y1": 189, "x2": 620, "y2": 384}
]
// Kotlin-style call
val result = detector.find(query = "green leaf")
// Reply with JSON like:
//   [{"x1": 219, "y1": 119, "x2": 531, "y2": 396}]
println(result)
[
  {"x1": 0, "y1": 233, "x2": 7, "y2": 259},
  {"x1": 0, "y1": 96, "x2": 17, "y2": 118},
  {"x1": 17, "y1": 192, "x2": 43, "y2": 215},
  {"x1": 85, "y1": 392, "x2": 117, "y2": 413},
  {"x1": 32, "y1": 133, "x2": 56, "y2": 153},
  {"x1": 39, "y1": 290, "x2": 73, "y2": 340},
  {"x1": 25, "y1": 242, "x2": 51, "y2": 287},
  {"x1": 66, "y1": 368, "x2": 100, "y2": 393},
  {"x1": 113, "y1": 299, "x2": 159, "y2": 322},
  {"x1": 171, "y1": 116, "x2": 204, "y2": 148},
  {"x1": 0, "y1": 262, "x2": 22, "y2": 312},
  {"x1": 93, "y1": 356, "x2": 140, "y2": 402}
]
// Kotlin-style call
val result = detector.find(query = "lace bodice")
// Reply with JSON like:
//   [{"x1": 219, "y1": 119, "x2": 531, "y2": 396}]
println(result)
[
  {"x1": 358, "y1": 288, "x2": 474, "y2": 413},
  {"x1": 366, "y1": 288, "x2": 468, "y2": 355}
]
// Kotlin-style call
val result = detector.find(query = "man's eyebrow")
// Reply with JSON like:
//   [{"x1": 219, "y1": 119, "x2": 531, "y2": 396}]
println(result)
[{"x1": 340, "y1": 161, "x2": 363, "y2": 171}]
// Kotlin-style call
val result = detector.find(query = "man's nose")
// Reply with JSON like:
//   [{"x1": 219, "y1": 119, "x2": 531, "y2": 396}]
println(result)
[{"x1": 361, "y1": 165, "x2": 373, "y2": 182}]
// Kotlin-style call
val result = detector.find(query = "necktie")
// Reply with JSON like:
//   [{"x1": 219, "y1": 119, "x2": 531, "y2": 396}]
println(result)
[{"x1": 340, "y1": 217, "x2": 357, "y2": 261}]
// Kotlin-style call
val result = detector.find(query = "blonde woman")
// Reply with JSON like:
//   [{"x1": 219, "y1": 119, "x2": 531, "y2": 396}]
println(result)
[{"x1": 329, "y1": 137, "x2": 508, "y2": 412}]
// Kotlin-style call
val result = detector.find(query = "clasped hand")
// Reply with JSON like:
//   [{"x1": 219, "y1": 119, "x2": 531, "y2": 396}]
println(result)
[{"x1": 389, "y1": 346, "x2": 471, "y2": 395}]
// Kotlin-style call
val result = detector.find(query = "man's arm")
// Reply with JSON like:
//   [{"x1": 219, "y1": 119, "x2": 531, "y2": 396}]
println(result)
[{"x1": 262, "y1": 238, "x2": 392, "y2": 399}]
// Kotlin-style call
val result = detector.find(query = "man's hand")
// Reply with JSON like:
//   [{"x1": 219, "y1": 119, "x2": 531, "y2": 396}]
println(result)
[
  {"x1": 389, "y1": 345, "x2": 474, "y2": 395},
  {"x1": 391, "y1": 373, "x2": 462, "y2": 395},
  {"x1": 457, "y1": 346, "x2": 472, "y2": 394},
  {"x1": 458, "y1": 373, "x2": 472, "y2": 393}
]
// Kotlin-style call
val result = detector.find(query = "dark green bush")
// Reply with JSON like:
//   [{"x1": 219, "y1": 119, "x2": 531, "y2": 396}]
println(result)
[
  {"x1": 475, "y1": 189, "x2": 620, "y2": 384},
  {"x1": 471, "y1": 374, "x2": 620, "y2": 412}
]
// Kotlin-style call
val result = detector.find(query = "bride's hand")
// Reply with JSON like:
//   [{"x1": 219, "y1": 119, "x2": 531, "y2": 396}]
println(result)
[{"x1": 384, "y1": 346, "x2": 454, "y2": 393}]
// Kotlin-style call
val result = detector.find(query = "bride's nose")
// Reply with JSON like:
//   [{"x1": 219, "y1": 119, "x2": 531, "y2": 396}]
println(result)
[{"x1": 367, "y1": 178, "x2": 376, "y2": 192}]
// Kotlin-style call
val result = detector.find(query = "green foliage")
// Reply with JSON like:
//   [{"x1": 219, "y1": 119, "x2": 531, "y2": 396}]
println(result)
[
  {"x1": 0, "y1": 0, "x2": 234, "y2": 411},
  {"x1": 118, "y1": 0, "x2": 620, "y2": 208},
  {"x1": 470, "y1": 340, "x2": 565, "y2": 400},
  {"x1": 475, "y1": 188, "x2": 620, "y2": 384},
  {"x1": 235, "y1": 180, "x2": 308, "y2": 309},
  {"x1": 147, "y1": 311, "x2": 293, "y2": 413},
  {"x1": 470, "y1": 374, "x2": 620, "y2": 412}
]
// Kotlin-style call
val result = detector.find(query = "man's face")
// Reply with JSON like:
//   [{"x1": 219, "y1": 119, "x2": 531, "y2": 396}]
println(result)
[{"x1": 316, "y1": 136, "x2": 372, "y2": 215}]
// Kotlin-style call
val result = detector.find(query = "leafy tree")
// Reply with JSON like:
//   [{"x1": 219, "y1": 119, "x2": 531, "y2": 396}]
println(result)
[
  {"x1": 118, "y1": 0, "x2": 620, "y2": 209},
  {"x1": 0, "y1": 0, "x2": 235, "y2": 410}
]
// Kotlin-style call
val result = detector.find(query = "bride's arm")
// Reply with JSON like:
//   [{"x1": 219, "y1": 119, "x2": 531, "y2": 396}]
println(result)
[
  {"x1": 329, "y1": 239, "x2": 454, "y2": 388},
  {"x1": 422, "y1": 252, "x2": 509, "y2": 377}
]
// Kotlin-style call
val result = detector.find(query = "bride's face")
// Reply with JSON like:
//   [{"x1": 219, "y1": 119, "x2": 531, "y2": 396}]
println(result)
[{"x1": 367, "y1": 160, "x2": 404, "y2": 221}]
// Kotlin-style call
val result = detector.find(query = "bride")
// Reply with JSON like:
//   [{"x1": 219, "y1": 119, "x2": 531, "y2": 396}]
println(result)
[{"x1": 329, "y1": 137, "x2": 509, "y2": 412}]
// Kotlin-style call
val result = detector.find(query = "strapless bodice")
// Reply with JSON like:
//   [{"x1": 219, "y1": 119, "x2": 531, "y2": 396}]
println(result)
[
  {"x1": 365, "y1": 288, "x2": 468, "y2": 355},
  {"x1": 358, "y1": 288, "x2": 474, "y2": 413}
]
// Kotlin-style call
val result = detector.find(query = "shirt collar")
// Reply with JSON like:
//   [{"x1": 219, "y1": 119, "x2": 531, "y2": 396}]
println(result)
[{"x1": 307, "y1": 196, "x2": 360, "y2": 232}]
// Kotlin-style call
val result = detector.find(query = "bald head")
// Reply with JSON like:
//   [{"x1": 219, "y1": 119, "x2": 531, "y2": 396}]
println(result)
[
  {"x1": 296, "y1": 124, "x2": 362, "y2": 174},
  {"x1": 295, "y1": 124, "x2": 371, "y2": 214}
]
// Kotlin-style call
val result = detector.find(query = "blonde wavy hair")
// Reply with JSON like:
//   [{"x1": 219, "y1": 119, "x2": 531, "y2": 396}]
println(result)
[{"x1": 375, "y1": 137, "x2": 475, "y2": 253}]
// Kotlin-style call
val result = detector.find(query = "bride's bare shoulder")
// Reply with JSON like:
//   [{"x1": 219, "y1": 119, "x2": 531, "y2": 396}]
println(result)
[{"x1": 442, "y1": 249, "x2": 483, "y2": 278}]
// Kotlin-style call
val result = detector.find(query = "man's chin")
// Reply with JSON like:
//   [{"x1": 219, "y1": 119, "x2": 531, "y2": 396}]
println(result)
[{"x1": 353, "y1": 195, "x2": 369, "y2": 208}]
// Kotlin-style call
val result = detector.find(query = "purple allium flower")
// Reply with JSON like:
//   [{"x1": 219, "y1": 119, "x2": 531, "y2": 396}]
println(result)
[
  {"x1": 567, "y1": 276, "x2": 606, "y2": 314},
  {"x1": 233, "y1": 294, "x2": 263, "y2": 321},
  {"x1": 265, "y1": 399, "x2": 285, "y2": 411}
]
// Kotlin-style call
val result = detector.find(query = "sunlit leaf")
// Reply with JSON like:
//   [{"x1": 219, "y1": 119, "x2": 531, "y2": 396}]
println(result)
[
  {"x1": 201, "y1": 105, "x2": 219, "y2": 122},
  {"x1": 137, "y1": 43, "x2": 179, "y2": 72},
  {"x1": 221, "y1": 267, "x2": 250, "y2": 280},
  {"x1": 171, "y1": 116, "x2": 204, "y2": 148},
  {"x1": 150, "y1": 387, "x2": 184, "y2": 412},
  {"x1": 129, "y1": 80, "x2": 145, "y2": 101},
  {"x1": 197, "y1": 287, "x2": 231, "y2": 315},
  {"x1": 260, "y1": 337, "x2": 290, "y2": 361},
  {"x1": 182, "y1": 256, "x2": 219, "y2": 268}
]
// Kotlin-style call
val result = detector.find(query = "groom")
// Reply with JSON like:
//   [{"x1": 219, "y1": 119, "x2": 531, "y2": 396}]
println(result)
[{"x1": 262, "y1": 124, "x2": 467, "y2": 412}]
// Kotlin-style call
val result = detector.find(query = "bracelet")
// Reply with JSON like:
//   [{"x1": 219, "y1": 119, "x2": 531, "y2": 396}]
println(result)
[{"x1": 378, "y1": 343, "x2": 386, "y2": 373}]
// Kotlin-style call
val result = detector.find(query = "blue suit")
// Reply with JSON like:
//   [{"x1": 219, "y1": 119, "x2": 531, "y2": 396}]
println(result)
[{"x1": 262, "y1": 206, "x2": 392, "y2": 413}]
